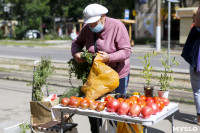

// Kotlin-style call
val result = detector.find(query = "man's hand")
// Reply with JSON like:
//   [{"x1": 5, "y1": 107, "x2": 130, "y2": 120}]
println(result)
[
  {"x1": 98, "y1": 51, "x2": 109, "y2": 63},
  {"x1": 74, "y1": 52, "x2": 85, "y2": 63},
  {"x1": 195, "y1": 5, "x2": 200, "y2": 28}
]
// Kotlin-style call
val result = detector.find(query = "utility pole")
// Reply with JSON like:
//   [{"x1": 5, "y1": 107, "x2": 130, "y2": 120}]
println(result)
[
  {"x1": 156, "y1": 0, "x2": 161, "y2": 52},
  {"x1": 167, "y1": 0, "x2": 179, "y2": 65}
]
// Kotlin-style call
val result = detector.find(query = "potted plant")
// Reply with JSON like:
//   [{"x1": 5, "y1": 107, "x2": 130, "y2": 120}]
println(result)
[
  {"x1": 138, "y1": 51, "x2": 157, "y2": 97},
  {"x1": 158, "y1": 55, "x2": 179, "y2": 98}
]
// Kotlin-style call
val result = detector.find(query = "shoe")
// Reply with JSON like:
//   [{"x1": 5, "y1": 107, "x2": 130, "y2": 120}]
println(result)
[{"x1": 193, "y1": 118, "x2": 200, "y2": 126}]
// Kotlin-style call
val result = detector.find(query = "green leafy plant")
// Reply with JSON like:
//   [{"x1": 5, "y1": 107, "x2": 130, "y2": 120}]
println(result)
[
  {"x1": 65, "y1": 50, "x2": 94, "y2": 98},
  {"x1": 138, "y1": 51, "x2": 157, "y2": 86},
  {"x1": 159, "y1": 55, "x2": 179, "y2": 91},
  {"x1": 28, "y1": 56, "x2": 54, "y2": 101},
  {"x1": 19, "y1": 122, "x2": 30, "y2": 133}
]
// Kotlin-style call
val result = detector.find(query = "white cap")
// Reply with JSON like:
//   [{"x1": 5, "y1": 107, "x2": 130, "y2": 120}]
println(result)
[{"x1": 83, "y1": 4, "x2": 108, "y2": 24}]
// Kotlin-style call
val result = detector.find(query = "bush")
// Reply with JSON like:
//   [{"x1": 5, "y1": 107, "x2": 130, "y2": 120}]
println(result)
[
  {"x1": 15, "y1": 25, "x2": 29, "y2": 40},
  {"x1": 0, "y1": 30, "x2": 4, "y2": 39}
]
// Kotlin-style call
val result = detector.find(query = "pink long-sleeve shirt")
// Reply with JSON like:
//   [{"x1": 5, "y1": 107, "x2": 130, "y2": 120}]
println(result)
[{"x1": 71, "y1": 17, "x2": 132, "y2": 78}]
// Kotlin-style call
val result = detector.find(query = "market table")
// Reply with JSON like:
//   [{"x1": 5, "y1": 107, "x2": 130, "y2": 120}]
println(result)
[{"x1": 52, "y1": 102, "x2": 178, "y2": 133}]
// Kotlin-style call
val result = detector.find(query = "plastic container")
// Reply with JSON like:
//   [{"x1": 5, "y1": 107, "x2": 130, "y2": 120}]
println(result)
[{"x1": 133, "y1": 92, "x2": 140, "y2": 98}]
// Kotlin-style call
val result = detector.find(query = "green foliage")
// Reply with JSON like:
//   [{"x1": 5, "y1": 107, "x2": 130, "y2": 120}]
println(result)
[
  {"x1": 28, "y1": 56, "x2": 54, "y2": 101},
  {"x1": 14, "y1": 24, "x2": 29, "y2": 40},
  {"x1": 66, "y1": 50, "x2": 94, "y2": 97},
  {"x1": 139, "y1": 51, "x2": 157, "y2": 86},
  {"x1": 19, "y1": 122, "x2": 30, "y2": 133},
  {"x1": 135, "y1": 38, "x2": 156, "y2": 44},
  {"x1": 159, "y1": 55, "x2": 179, "y2": 91},
  {"x1": 68, "y1": 50, "x2": 93, "y2": 85},
  {"x1": 0, "y1": 30, "x2": 4, "y2": 39}
]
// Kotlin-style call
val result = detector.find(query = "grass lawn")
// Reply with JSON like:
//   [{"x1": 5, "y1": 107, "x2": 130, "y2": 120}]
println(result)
[{"x1": 0, "y1": 40, "x2": 56, "y2": 46}]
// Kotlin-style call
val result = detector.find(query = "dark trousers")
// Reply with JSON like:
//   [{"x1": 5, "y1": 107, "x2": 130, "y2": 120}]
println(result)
[{"x1": 88, "y1": 116, "x2": 102, "y2": 133}]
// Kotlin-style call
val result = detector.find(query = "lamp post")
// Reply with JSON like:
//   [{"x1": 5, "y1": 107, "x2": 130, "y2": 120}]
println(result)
[{"x1": 167, "y1": 0, "x2": 179, "y2": 65}]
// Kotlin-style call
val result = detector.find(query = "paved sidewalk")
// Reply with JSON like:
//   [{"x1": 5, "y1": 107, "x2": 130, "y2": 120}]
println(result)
[{"x1": 0, "y1": 79, "x2": 199, "y2": 133}]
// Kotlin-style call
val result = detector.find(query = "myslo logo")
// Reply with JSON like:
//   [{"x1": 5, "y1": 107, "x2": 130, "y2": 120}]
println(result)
[{"x1": 173, "y1": 126, "x2": 198, "y2": 132}]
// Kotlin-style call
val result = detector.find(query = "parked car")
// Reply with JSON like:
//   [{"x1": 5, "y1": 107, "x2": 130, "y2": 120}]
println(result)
[{"x1": 25, "y1": 30, "x2": 40, "y2": 39}]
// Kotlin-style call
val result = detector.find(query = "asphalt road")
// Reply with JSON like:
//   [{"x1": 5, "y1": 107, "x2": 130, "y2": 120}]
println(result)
[{"x1": 0, "y1": 45, "x2": 189, "y2": 73}]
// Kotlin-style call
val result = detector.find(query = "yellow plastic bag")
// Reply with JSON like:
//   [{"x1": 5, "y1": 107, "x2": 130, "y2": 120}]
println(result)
[
  {"x1": 81, "y1": 53, "x2": 119, "y2": 100},
  {"x1": 117, "y1": 122, "x2": 143, "y2": 133}
]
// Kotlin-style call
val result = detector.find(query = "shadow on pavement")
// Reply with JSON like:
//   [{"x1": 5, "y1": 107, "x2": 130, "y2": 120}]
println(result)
[
  {"x1": 174, "y1": 110, "x2": 196, "y2": 124},
  {"x1": 145, "y1": 127, "x2": 165, "y2": 133}
]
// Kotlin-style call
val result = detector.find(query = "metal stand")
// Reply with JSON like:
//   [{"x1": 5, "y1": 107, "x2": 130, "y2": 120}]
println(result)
[{"x1": 167, "y1": 114, "x2": 174, "y2": 133}]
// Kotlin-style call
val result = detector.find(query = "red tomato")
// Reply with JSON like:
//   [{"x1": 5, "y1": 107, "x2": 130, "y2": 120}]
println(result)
[
  {"x1": 69, "y1": 98, "x2": 79, "y2": 108},
  {"x1": 79, "y1": 101, "x2": 89, "y2": 109},
  {"x1": 70, "y1": 96, "x2": 77, "y2": 100},
  {"x1": 137, "y1": 100, "x2": 146, "y2": 109},
  {"x1": 105, "y1": 95, "x2": 114, "y2": 102},
  {"x1": 137, "y1": 97, "x2": 145, "y2": 103},
  {"x1": 146, "y1": 98, "x2": 154, "y2": 104},
  {"x1": 146, "y1": 97, "x2": 153, "y2": 101},
  {"x1": 117, "y1": 98, "x2": 124, "y2": 103},
  {"x1": 96, "y1": 102, "x2": 105, "y2": 112},
  {"x1": 140, "y1": 95, "x2": 147, "y2": 101},
  {"x1": 153, "y1": 96, "x2": 161, "y2": 102},
  {"x1": 146, "y1": 102, "x2": 159, "y2": 115},
  {"x1": 81, "y1": 98, "x2": 89, "y2": 103},
  {"x1": 141, "y1": 106, "x2": 153, "y2": 119},
  {"x1": 129, "y1": 104, "x2": 141, "y2": 117},
  {"x1": 77, "y1": 97, "x2": 83, "y2": 106},
  {"x1": 87, "y1": 98, "x2": 95, "y2": 105},
  {"x1": 106, "y1": 99, "x2": 120, "y2": 112},
  {"x1": 118, "y1": 102, "x2": 130, "y2": 115},
  {"x1": 156, "y1": 101, "x2": 165, "y2": 112},
  {"x1": 61, "y1": 98, "x2": 70, "y2": 106},
  {"x1": 130, "y1": 96, "x2": 138, "y2": 101},
  {"x1": 124, "y1": 99, "x2": 136, "y2": 106},
  {"x1": 89, "y1": 102, "x2": 98, "y2": 110},
  {"x1": 161, "y1": 97, "x2": 170, "y2": 106}
]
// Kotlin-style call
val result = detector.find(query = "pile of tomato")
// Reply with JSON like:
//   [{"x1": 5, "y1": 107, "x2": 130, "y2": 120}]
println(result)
[{"x1": 61, "y1": 94, "x2": 170, "y2": 119}]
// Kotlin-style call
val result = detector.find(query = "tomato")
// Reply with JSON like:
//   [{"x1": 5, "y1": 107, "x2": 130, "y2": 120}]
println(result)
[
  {"x1": 146, "y1": 97, "x2": 153, "y2": 101},
  {"x1": 130, "y1": 96, "x2": 138, "y2": 101},
  {"x1": 129, "y1": 104, "x2": 141, "y2": 117},
  {"x1": 61, "y1": 98, "x2": 70, "y2": 106},
  {"x1": 153, "y1": 96, "x2": 160, "y2": 102},
  {"x1": 117, "y1": 98, "x2": 124, "y2": 103},
  {"x1": 103, "y1": 101, "x2": 107, "y2": 106},
  {"x1": 96, "y1": 102, "x2": 105, "y2": 112},
  {"x1": 156, "y1": 101, "x2": 165, "y2": 112},
  {"x1": 140, "y1": 95, "x2": 146, "y2": 101},
  {"x1": 79, "y1": 101, "x2": 89, "y2": 109},
  {"x1": 146, "y1": 102, "x2": 159, "y2": 115},
  {"x1": 146, "y1": 98, "x2": 154, "y2": 104},
  {"x1": 89, "y1": 102, "x2": 98, "y2": 110},
  {"x1": 77, "y1": 97, "x2": 83, "y2": 106},
  {"x1": 161, "y1": 97, "x2": 170, "y2": 106},
  {"x1": 118, "y1": 102, "x2": 130, "y2": 115},
  {"x1": 137, "y1": 97, "x2": 145, "y2": 103},
  {"x1": 69, "y1": 98, "x2": 79, "y2": 108},
  {"x1": 70, "y1": 96, "x2": 77, "y2": 100},
  {"x1": 141, "y1": 106, "x2": 153, "y2": 119},
  {"x1": 106, "y1": 99, "x2": 120, "y2": 112},
  {"x1": 137, "y1": 100, "x2": 146, "y2": 109},
  {"x1": 81, "y1": 98, "x2": 89, "y2": 103},
  {"x1": 87, "y1": 98, "x2": 95, "y2": 105},
  {"x1": 105, "y1": 95, "x2": 114, "y2": 102}
]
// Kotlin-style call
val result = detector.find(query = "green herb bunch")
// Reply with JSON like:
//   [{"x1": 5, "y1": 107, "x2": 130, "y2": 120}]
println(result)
[
  {"x1": 68, "y1": 50, "x2": 94, "y2": 84},
  {"x1": 29, "y1": 56, "x2": 54, "y2": 101},
  {"x1": 159, "y1": 55, "x2": 179, "y2": 91},
  {"x1": 65, "y1": 50, "x2": 94, "y2": 98},
  {"x1": 138, "y1": 51, "x2": 157, "y2": 86}
]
